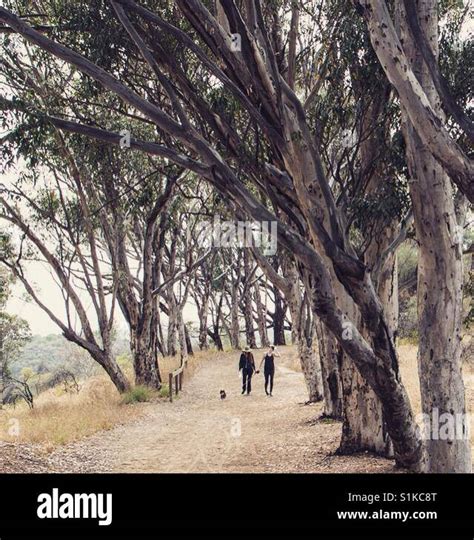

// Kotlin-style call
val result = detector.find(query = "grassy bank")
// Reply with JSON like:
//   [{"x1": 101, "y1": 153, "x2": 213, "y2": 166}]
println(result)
[{"x1": 0, "y1": 349, "x2": 215, "y2": 449}]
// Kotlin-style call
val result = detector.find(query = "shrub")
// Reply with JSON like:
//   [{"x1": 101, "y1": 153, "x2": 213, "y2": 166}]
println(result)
[
  {"x1": 0, "y1": 376, "x2": 140, "y2": 446},
  {"x1": 319, "y1": 416, "x2": 338, "y2": 424},
  {"x1": 157, "y1": 385, "x2": 170, "y2": 399},
  {"x1": 121, "y1": 386, "x2": 153, "y2": 404}
]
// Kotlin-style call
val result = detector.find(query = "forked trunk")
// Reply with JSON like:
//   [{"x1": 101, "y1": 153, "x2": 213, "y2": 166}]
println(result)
[
  {"x1": 208, "y1": 326, "x2": 224, "y2": 351},
  {"x1": 341, "y1": 219, "x2": 400, "y2": 457},
  {"x1": 336, "y1": 292, "x2": 392, "y2": 457}
]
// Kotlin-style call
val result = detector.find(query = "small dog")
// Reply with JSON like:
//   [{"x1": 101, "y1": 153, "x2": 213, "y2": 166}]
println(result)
[{"x1": 220, "y1": 390, "x2": 227, "y2": 400}]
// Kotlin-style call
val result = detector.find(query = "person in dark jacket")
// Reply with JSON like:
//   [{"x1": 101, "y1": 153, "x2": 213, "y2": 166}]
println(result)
[
  {"x1": 239, "y1": 347, "x2": 256, "y2": 395},
  {"x1": 258, "y1": 346, "x2": 280, "y2": 396}
]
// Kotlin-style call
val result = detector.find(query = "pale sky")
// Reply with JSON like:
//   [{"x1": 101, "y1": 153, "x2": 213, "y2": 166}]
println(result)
[{"x1": 6, "y1": 260, "x2": 200, "y2": 337}]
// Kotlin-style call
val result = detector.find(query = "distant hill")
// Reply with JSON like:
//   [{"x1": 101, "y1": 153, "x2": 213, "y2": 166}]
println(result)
[
  {"x1": 14, "y1": 333, "x2": 131, "y2": 377},
  {"x1": 14, "y1": 334, "x2": 69, "y2": 375}
]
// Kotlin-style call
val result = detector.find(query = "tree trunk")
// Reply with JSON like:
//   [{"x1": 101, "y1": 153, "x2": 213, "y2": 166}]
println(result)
[
  {"x1": 208, "y1": 327, "x2": 224, "y2": 351},
  {"x1": 297, "y1": 329, "x2": 324, "y2": 403},
  {"x1": 167, "y1": 297, "x2": 178, "y2": 357},
  {"x1": 0, "y1": 371, "x2": 5, "y2": 409},
  {"x1": 131, "y1": 330, "x2": 161, "y2": 389},
  {"x1": 242, "y1": 297, "x2": 257, "y2": 349},
  {"x1": 97, "y1": 351, "x2": 131, "y2": 393},
  {"x1": 197, "y1": 295, "x2": 209, "y2": 350},
  {"x1": 242, "y1": 252, "x2": 257, "y2": 348},
  {"x1": 177, "y1": 308, "x2": 188, "y2": 359},
  {"x1": 156, "y1": 307, "x2": 168, "y2": 357},
  {"x1": 241, "y1": 249, "x2": 257, "y2": 349},
  {"x1": 272, "y1": 286, "x2": 287, "y2": 346},
  {"x1": 359, "y1": 0, "x2": 473, "y2": 201},
  {"x1": 336, "y1": 291, "x2": 392, "y2": 457},
  {"x1": 0, "y1": 335, "x2": 4, "y2": 408},
  {"x1": 185, "y1": 324, "x2": 194, "y2": 356},
  {"x1": 340, "y1": 84, "x2": 400, "y2": 456},
  {"x1": 229, "y1": 283, "x2": 241, "y2": 349},
  {"x1": 398, "y1": 0, "x2": 471, "y2": 473},
  {"x1": 338, "y1": 354, "x2": 392, "y2": 456},
  {"x1": 132, "y1": 347, "x2": 161, "y2": 389},
  {"x1": 283, "y1": 261, "x2": 324, "y2": 402},
  {"x1": 254, "y1": 282, "x2": 270, "y2": 348},
  {"x1": 375, "y1": 249, "x2": 399, "y2": 339},
  {"x1": 315, "y1": 322, "x2": 343, "y2": 419},
  {"x1": 336, "y1": 237, "x2": 398, "y2": 457}
]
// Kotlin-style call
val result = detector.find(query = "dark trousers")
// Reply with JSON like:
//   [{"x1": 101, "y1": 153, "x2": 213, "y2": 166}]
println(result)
[
  {"x1": 242, "y1": 369, "x2": 253, "y2": 394},
  {"x1": 264, "y1": 369, "x2": 274, "y2": 394}
]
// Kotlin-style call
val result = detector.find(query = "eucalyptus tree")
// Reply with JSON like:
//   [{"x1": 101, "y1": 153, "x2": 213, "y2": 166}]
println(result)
[
  {"x1": 0, "y1": 28, "x2": 203, "y2": 387},
  {"x1": 78, "y1": 140, "x2": 181, "y2": 388},
  {"x1": 394, "y1": 0, "x2": 472, "y2": 472},
  {"x1": 0, "y1": 46, "x2": 159, "y2": 389},
  {"x1": 0, "y1": 167, "x2": 131, "y2": 393},
  {"x1": 347, "y1": 0, "x2": 474, "y2": 472},
  {"x1": 303, "y1": 0, "x2": 412, "y2": 454},
  {"x1": 0, "y1": 0, "x2": 471, "y2": 470},
  {"x1": 357, "y1": 0, "x2": 473, "y2": 202},
  {"x1": 192, "y1": 253, "x2": 217, "y2": 351},
  {"x1": 0, "y1": 0, "x2": 422, "y2": 470},
  {"x1": 0, "y1": 260, "x2": 31, "y2": 407}
]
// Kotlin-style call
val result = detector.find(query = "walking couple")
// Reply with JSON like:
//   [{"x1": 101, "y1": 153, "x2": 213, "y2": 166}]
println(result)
[{"x1": 239, "y1": 346, "x2": 280, "y2": 396}]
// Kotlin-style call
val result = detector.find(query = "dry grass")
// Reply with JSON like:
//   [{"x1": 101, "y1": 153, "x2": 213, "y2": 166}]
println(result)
[
  {"x1": 0, "y1": 376, "x2": 140, "y2": 449},
  {"x1": 398, "y1": 343, "x2": 421, "y2": 412},
  {"x1": 280, "y1": 341, "x2": 474, "y2": 454},
  {"x1": 0, "y1": 350, "x2": 212, "y2": 449},
  {"x1": 160, "y1": 348, "x2": 221, "y2": 381}
]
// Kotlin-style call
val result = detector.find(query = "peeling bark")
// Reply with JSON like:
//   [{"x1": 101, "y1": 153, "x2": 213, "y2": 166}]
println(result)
[
  {"x1": 398, "y1": 0, "x2": 471, "y2": 473},
  {"x1": 315, "y1": 321, "x2": 343, "y2": 419}
]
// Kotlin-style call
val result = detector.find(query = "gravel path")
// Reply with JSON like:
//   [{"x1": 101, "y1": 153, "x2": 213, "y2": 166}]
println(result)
[{"x1": 45, "y1": 349, "x2": 395, "y2": 473}]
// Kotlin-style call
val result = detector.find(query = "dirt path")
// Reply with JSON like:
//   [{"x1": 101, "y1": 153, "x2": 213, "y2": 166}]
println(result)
[{"x1": 50, "y1": 349, "x2": 395, "y2": 473}]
